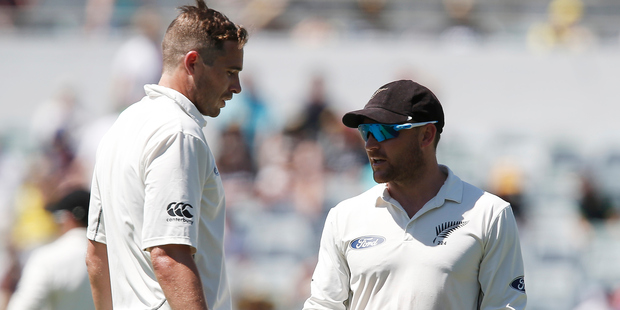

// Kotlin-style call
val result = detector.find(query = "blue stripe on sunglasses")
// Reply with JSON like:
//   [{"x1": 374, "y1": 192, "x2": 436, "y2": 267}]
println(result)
[{"x1": 357, "y1": 121, "x2": 438, "y2": 142}]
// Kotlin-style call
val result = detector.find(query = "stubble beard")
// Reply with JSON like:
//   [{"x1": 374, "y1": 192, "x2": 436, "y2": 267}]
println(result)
[{"x1": 372, "y1": 140, "x2": 426, "y2": 186}]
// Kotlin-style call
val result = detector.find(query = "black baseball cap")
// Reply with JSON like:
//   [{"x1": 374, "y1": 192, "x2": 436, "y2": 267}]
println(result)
[
  {"x1": 47, "y1": 189, "x2": 90, "y2": 225},
  {"x1": 342, "y1": 80, "x2": 444, "y2": 133}
]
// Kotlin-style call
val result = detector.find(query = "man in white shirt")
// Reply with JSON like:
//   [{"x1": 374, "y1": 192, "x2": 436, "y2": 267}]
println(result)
[
  {"x1": 303, "y1": 80, "x2": 527, "y2": 310},
  {"x1": 85, "y1": 1, "x2": 248, "y2": 309},
  {"x1": 8, "y1": 189, "x2": 94, "y2": 310}
]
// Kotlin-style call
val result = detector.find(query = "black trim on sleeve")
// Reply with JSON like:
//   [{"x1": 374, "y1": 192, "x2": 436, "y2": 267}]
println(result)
[{"x1": 94, "y1": 208, "x2": 103, "y2": 237}]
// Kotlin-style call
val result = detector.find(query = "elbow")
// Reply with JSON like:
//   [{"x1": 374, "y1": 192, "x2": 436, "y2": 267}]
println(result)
[
  {"x1": 150, "y1": 249, "x2": 177, "y2": 273},
  {"x1": 85, "y1": 239, "x2": 107, "y2": 275},
  {"x1": 150, "y1": 244, "x2": 195, "y2": 279}
]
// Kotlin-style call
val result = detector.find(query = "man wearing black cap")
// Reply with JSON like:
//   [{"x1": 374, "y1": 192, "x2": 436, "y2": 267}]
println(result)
[
  {"x1": 303, "y1": 80, "x2": 526, "y2": 310},
  {"x1": 7, "y1": 189, "x2": 94, "y2": 310}
]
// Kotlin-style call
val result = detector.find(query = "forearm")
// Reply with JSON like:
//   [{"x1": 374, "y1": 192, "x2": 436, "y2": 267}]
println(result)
[
  {"x1": 86, "y1": 240, "x2": 113, "y2": 310},
  {"x1": 151, "y1": 245, "x2": 208, "y2": 310}
]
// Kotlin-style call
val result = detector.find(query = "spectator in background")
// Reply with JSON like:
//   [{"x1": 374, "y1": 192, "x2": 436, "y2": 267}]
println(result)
[
  {"x1": 216, "y1": 74, "x2": 277, "y2": 161},
  {"x1": 72, "y1": 6, "x2": 163, "y2": 190},
  {"x1": 527, "y1": 0, "x2": 595, "y2": 53},
  {"x1": 237, "y1": 294, "x2": 275, "y2": 310},
  {"x1": 217, "y1": 125, "x2": 255, "y2": 176},
  {"x1": 578, "y1": 172, "x2": 616, "y2": 224},
  {"x1": 109, "y1": 5, "x2": 163, "y2": 111},
  {"x1": 0, "y1": 0, "x2": 23, "y2": 29},
  {"x1": 356, "y1": 0, "x2": 389, "y2": 32},
  {"x1": 236, "y1": 75, "x2": 277, "y2": 154},
  {"x1": 440, "y1": 0, "x2": 483, "y2": 45},
  {"x1": 286, "y1": 74, "x2": 337, "y2": 141},
  {"x1": 7, "y1": 189, "x2": 94, "y2": 310},
  {"x1": 488, "y1": 159, "x2": 527, "y2": 223},
  {"x1": 29, "y1": 84, "x2": 84, "y2": 153}
]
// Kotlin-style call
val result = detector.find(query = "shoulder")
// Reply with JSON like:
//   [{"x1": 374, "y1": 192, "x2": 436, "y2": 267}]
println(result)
[
  {"x1": 456, "y1": 180, "x2": 515, "y2": 231},
  {"x1": 470, "y1": 182, "x2": 509, "y2": 209},
  {"x1": 328, "y1": 184, "x2": 385, "y2": 220},
  {"x1": 124, "y1": 96, "x2": 207, "y2": 143}
]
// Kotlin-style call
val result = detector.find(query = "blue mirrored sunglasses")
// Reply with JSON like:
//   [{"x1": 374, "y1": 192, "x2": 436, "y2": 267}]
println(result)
[{"x1": 357, "y1": 121, "x2": 438, "y2": 142}]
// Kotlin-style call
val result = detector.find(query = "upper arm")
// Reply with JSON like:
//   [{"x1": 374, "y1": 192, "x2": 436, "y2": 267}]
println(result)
[
  {"x1": 478, "y1": 206, "x2": 527, "y2": 309},
  {"x1": 87, "y1": 169, "x2": 106, "y2": 243},
  {"x1": 142, "y1": 132, "x2": 210, "y2": 252}
]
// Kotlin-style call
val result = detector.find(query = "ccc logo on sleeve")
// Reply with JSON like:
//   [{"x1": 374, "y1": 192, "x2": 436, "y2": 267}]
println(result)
[{"x1": 166, "y1": 202, "x2": 194, "y2": 224}]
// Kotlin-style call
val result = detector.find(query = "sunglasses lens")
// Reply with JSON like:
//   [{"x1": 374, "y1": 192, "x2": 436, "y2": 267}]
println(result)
[{"x1": 358, "y1": 124, "x2": 399, "y2": 142}]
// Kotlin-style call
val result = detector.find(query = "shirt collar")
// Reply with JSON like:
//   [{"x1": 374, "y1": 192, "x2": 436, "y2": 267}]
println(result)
[
  {"x1": 144, "y1": 84, "x2": 207, "y2": 128},
  {"x1": 379, "y1": 164, "x2": 464, "y2": 212},
  {"x1": 434, "y1": 165, "x2": 463, "y2": 204}
]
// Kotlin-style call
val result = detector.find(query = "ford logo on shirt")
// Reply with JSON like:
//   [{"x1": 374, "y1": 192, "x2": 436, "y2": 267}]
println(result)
[
  {"x1": 350, "y1": 236, "x2": 386, "y2": 250},
  {"x1": 510, "y1": 276, "x2": 526, "y2": 293}
]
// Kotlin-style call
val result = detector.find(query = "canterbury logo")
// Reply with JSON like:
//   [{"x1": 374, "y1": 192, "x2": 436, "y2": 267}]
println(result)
[
  {"x1": 166, "y1": 202, "x2": 194, "y2": 224},
  {"x1": 433, "y1": 220, "x2": 468, "y2": 245}
]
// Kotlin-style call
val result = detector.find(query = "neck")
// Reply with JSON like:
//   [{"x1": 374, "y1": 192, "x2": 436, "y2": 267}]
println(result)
[
  {"x1": 158, "y1": 70, "x2": 191, "y2": 100},
  {"x1": 387, "y1": 164, "x2": 447, "y2": 218}
]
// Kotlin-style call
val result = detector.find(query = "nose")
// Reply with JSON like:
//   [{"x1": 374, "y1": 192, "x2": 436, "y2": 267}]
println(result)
[
  {"x1": 230, "y1": 74, "x2": 242, "y2": 94},
  {"x1": 365, "y1": 133, "x2": 380, "y2": 151}
]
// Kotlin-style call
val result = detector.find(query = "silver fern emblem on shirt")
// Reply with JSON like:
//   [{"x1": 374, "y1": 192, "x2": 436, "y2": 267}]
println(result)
[{"x1": 433, "y1": 221, "x2": 468, "y2": 245}]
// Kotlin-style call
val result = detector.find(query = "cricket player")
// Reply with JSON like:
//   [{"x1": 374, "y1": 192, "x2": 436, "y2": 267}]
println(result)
[
  {"x1": 303, "y1": 80, "x2": 527, "y2": 310},
  {"x1": 85, "y1": 1, "x2": 248, "y2": 309}
]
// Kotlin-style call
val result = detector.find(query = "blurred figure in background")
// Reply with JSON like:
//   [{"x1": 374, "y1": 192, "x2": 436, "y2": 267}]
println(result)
[
  {"x1": 29, "y1": 84, "x2": 85, "y2": 156},
  {"x1": 488, "y1": 159, "x2": 527, "y2": 224},
  {"x1": 217, "y1": 125, "x2": 256, "y2": 176},
  {"x1": 440, "y1": 0, "x2": 483, "y2": 45},
  {"x1": 7, "y1": 189, "x2": 94, "y2": 310},
  {"x1": 236, "y1": 294, "x2": 275, "y2": 310},
  {"x1": 577, "y1": 171, "x2": 617, "y2": 226},
  {"x1": 73, "y1": 5, "x2": 163, "y2": 191},
  {"x1": 527, "y1": 0, "x2": 595, "y2": 53},
  {"x1": 286, "y1": 74, "x2": 337, "y2": 141},
  {"x1": 0, "y1": 0, "x2": 24, "y2": 29},
  {"x1": 109, "y1": 5, "x2": 163, "y2": 111},
  {"x1": 356, "y1": 0, "x2": 389, "y2": 32}
]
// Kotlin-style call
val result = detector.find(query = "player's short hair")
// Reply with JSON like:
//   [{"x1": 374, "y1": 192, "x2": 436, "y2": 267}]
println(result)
[{"x1": 161, "y1": 0, "x2": 248, "y2": 72}]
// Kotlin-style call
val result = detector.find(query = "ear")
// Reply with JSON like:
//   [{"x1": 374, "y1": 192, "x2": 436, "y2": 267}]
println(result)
[
  {"x1": 419, "y1": 124, "x2": 437, "y2": 148},
  {"x1": 183, "y1": 50, "x2": 201, "y2": 75}
]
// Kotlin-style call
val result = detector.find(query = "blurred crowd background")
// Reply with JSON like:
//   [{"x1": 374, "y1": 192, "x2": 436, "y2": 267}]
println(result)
[{"x1": 1, "y1": 0, "x2": 620, "y2": 309}]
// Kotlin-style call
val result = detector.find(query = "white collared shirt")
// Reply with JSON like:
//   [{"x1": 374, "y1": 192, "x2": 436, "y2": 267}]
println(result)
[
  {"x1": 87, "y1": 85, "x2": 230, "y2": 310},
  {"x1": 304, "y1": 165, "x2": 526, "y2": 310}
]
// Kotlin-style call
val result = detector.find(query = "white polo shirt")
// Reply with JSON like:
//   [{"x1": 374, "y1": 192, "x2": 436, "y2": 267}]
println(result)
[
  {"x1": 87, "y1": 85, "x2": 230, "y2": 310},
  {"x1": 304, "y1": 165, "x2": 526, "y2": 310}
]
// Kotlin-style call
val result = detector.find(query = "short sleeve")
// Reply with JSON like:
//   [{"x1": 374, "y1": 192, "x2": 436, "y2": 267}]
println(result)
[
  {"x1": 478, "y1": 206, "x2": 527, "y2": 310},
  {"x1": 87, "y1": 167, "x2": 106, "y2": 243},
  {"x1": 141, "y1": 131, "x2": 209, "y2": 252},
  {"x1": 303, "y1": 209, "x2": 351, "y2": 310}
]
